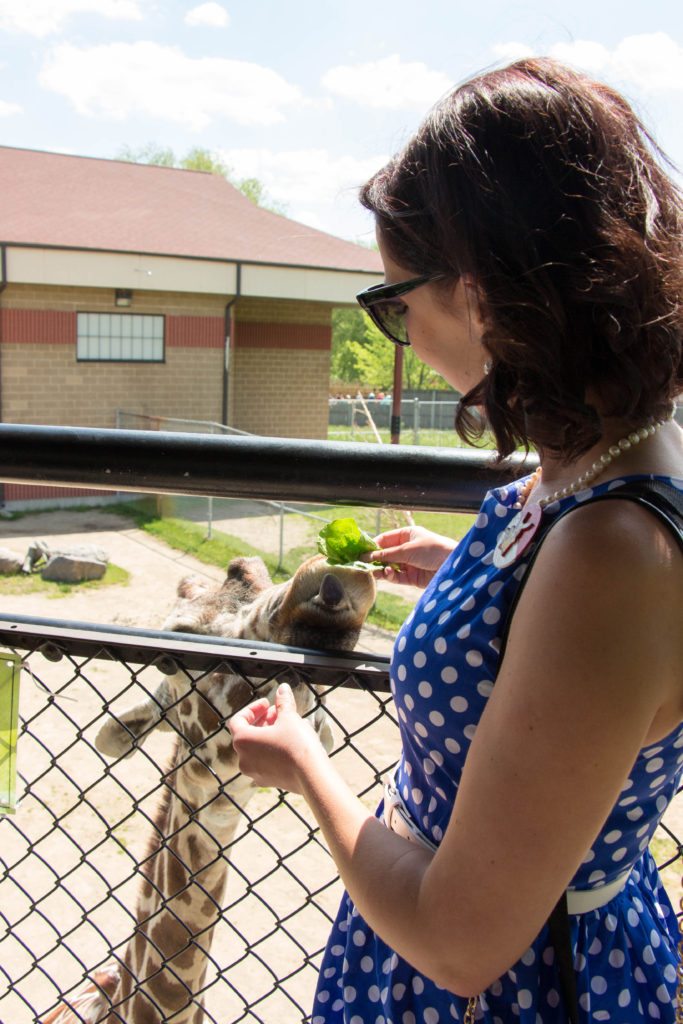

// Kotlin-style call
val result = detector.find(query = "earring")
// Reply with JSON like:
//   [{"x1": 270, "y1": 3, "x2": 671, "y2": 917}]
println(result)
[{"x1": 483, "y1": 359, "x2": 492, "y2": 376}]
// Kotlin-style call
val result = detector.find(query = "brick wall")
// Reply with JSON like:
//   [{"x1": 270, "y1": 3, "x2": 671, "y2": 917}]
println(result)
[
  {"x1": 1, "y1": 285, "x2": 333, "y2": 437},
  {"x1": 233, "y1": 348, "x2": 330, "y2": 438}
]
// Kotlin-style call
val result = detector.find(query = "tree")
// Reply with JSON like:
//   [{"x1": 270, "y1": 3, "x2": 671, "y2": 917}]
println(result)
[
  {"x1": 331, "y1": 310, "x2": 448, "y2": 391},
  {"x1": 116, "y1": 144, "x2": 286, "y2": 214}
]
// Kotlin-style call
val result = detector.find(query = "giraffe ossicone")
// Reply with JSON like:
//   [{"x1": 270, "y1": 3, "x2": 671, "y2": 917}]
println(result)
[{"x1": 40, "y1": 554, "x2": 376, "y2": 1024}]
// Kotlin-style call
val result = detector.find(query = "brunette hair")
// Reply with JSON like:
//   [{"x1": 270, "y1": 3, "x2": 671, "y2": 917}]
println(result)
[{"x1": 360, "y1": 58, "x2": 683, "y2": 460}]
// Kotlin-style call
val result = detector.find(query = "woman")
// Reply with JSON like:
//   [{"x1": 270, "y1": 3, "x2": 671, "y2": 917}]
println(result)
[{"x1": 229, "y1": 59, "x2": 683, "y2": 1022}]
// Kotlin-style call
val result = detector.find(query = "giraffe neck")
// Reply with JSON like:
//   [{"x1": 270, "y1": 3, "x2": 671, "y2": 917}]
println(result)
[{"x1": 111, "y1": 739, "x2": 252, "y2": 1024}]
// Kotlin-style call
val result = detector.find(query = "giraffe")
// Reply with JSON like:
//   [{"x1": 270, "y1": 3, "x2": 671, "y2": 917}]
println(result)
[{"x1": 41, "y1": 554, "x2": 376, "y2": 1024}]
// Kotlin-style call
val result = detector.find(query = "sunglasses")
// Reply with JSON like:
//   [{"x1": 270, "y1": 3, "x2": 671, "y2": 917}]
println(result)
[{"x1": 356, "y1": 274, "x2": 444, "y2": 347}]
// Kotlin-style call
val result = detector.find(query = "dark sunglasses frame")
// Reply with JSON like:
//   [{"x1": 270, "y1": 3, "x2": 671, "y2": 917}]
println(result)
[{"x1": 356, "y1": 274, "x2": 444, "y2": 347}]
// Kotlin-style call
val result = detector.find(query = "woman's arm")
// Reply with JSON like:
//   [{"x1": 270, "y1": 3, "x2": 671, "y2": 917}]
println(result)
[{"x1": 230, "y1": 500, "x2": 682, "y2": 996}]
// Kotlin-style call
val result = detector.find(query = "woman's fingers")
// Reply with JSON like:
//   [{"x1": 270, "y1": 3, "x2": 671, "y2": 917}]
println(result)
[
  {"x1": 228, "y1": 696, "x2": 271, "y2": 734},
  {"x1": 373, "y1": 527, "x2": 413, "y2": 550}
]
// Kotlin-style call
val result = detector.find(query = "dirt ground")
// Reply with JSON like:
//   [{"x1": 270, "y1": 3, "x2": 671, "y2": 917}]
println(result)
[
  {"x1": 0, "y1": 507, "x2": 680, "y2": 1024},
  {"x1": 0, "y1": 506, "x2": 402, "y2": 1024}
]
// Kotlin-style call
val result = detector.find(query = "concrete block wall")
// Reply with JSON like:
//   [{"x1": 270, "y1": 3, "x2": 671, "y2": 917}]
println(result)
[{"x1": 1, "y1": 285, "x2": 333, "y2": 438}]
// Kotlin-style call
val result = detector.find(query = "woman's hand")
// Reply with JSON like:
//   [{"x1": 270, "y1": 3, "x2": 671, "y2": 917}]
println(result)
[
  {"x1": 368, "y1": 525, "x2": 456, "y2": 588},
  {"x1": 228, "y1": 683, "x2": 327, "y2": 794}
]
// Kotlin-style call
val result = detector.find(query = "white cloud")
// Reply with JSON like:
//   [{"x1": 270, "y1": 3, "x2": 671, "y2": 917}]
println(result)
[
  {"x1": 322, "y1": 54, "x2": 452, "y2": 110},
  {"x1": 491, "y1": 41, "x2": 535, "y2": 64},
  {"x1": 0, "y1": 0, "x2": 143, "y2": 38},
  {"x1": 39, "y1": 42, "x2": 302, "y2": 129},
  {"x1": 556, "y1": 33, "x2": 683, "y2": 93},
  {"x1": 217, "y1": 146, "x2": 387, "y2": 238},
  {"x1": 184, "y1": 2, "x2": 229, "y2": 28},
  {"x1": 0, "y1": 99, "x2": 21, "y2": 116},
  {"x1": 493, "y1": 32, "x2": 683, "y2": 93}
]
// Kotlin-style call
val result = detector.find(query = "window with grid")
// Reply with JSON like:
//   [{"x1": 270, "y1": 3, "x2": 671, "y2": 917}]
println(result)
[{"x1": 76, "y1": 312, "x2": 164, "y2": 362}]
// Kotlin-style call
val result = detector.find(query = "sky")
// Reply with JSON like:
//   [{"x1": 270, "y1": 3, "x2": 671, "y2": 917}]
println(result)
[{"x1": 1, "y1": 0, "x2": 683, "y2": 244}]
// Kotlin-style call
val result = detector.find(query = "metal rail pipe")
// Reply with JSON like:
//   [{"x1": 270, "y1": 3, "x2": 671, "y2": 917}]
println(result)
[
  {"x1": 0, "y1": 614, "x2": 391, "y2": 690},
  {"x1": 0, "y1": 423, "x2": 534, "y2": 512}
]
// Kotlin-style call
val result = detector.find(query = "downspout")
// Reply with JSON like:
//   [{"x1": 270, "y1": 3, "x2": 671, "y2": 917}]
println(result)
[
  {"x1": 0, "y1": 244, "x2": 7, "y2": 507},
  {"x1": 222, "y1": 262, "x2": 241, "y2": 427}
]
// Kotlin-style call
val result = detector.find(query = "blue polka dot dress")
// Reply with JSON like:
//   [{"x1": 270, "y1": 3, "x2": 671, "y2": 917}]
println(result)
[{"x1": 312, "y1": 474, "x2": 683, "y2": 1024}]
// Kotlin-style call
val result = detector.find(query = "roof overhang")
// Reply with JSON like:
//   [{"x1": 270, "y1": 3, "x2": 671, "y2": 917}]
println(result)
[{"x1": 1, "y1": 244, "x2": 382, "y2": 305}]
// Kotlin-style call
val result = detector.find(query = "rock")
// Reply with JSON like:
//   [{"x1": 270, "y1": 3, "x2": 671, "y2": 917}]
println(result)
[
  {"x1": 59, "y1": 544, "x2": 109, "y2": 565},
  {"x1": 0, "y1": 547, "x2": 22, "y2": 574},
  {"x1": 22, "y1": 539, "x2": 51, "y2": 573},
  {"x1": 40, "y1": 554, "x2": 108, "y2": 583},
  {"x1": 22, "y1": 540, "x2": 110, "y2": 580}
]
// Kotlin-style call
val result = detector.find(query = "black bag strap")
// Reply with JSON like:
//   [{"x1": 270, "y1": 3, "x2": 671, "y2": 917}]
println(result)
[
  {"x1": 498, "y1": 478, "x2": 683, "y2": 666},
  {"x1": 497, "y1": 478, "x2": 683, "y2": 1024}
]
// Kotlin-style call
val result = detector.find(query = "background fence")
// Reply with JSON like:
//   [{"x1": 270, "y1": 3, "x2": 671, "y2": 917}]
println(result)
[{"x1": 328, "y1": 396, "x2": 461, "y2": 445}]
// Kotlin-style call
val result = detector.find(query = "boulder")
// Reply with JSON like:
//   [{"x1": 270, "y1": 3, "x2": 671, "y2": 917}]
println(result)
[
  {"x1": 22, "y1": 539, "x2": 51, "y2": 573},
  {"x1": 41, "y1": 554, "x2": 108, "y2": 583},
  {"x1": 0, "y1": 547, "x2": 22, "y2": 575}
]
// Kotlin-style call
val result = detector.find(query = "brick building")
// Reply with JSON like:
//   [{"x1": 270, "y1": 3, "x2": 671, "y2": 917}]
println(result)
[{"x1": 0, "y1": 146, "x2": 382, "y2": 504}]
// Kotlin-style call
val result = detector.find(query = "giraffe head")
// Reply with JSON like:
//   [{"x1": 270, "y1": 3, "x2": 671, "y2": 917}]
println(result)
[{"x1": 95, "y1": 555, "x2": 376, "y2": 801}]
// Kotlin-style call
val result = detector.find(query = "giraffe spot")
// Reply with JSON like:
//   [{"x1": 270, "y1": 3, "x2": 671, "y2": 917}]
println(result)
[
  {"x1": 122, "y1": 994, "x2": 158, "y2": 1024},
  {"x1": 200, "y1": 897, "x2": 218, "y2": 919},
  {"x1": 151, "y1": 915, "x2": 192, "y2": 960},
  {"x1": 139, "y1": 878, "x2": 154, "y2": 903},
  {"x1": 185, "y1": 722, "x2": 204, "y2": 748},
  {"x1": 197, "y1": 696, "x2": 221, "y2": 734},
  {"x1": 172, "y1": 941, "x2": 199, "y2": 971},
  {"x1": 145, "y1": 969, "x2": 193, "y2": 1013},
  {"x1": 222, "y1": 678, "x2": 252, "y2": 715},
  {"x1": 132, "y1": 930, "x2": 148, "y2": 965},
  {"x1": 215, "y1": 741, "x2": 234, "y2": 762},
  {"x1": 165, "y1": 850, "x2": 188, "y2": 898},
  {"x1": 185, "y1": 834, "x2": 204, "y2": 871}
]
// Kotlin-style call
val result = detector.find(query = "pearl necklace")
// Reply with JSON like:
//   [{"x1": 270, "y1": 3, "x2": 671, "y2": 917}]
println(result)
[{"x1": 493, "y1": 416, "x2": 671, "y2": 569}]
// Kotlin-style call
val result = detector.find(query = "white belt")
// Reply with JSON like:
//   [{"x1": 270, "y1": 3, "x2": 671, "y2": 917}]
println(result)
[
  {"x1": 383, "y1": 777, "x2": 632, "y2": 914},
  {"x1": 566, "y1": 870, "x2": 632, "y2": 914}
]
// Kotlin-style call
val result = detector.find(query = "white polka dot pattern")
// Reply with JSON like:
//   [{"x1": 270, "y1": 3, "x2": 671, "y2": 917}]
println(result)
[{"x1": 312, "y1": 474, "x2": 683, "y2": 1024}]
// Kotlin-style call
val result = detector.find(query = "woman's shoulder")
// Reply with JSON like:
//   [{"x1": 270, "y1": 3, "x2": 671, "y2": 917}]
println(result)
[{"x1": 539, "y1": 476, "x2": 681, "y2": 583}]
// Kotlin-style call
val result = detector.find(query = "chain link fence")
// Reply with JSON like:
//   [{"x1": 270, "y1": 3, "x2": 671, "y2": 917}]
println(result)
[
  {"x1": 328, "y1": 397, "x2": 461, "y2": 446},
  {"x1": 0, "y1": 622, "x2": 396, "y2": 1023},
  {"x1": 328, "y1": 397, "x2": 683, "y2": 446}
]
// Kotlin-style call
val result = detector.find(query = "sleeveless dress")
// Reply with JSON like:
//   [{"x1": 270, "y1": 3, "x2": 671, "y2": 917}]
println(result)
[{"x1": 311, "y1": 473, "x2": 683, "y2": 1024}]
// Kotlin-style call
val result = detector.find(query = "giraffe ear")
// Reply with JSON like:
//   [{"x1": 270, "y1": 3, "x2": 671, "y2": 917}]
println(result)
[{"x1": 95, "y1": 681, "x2": 173, "y2": 759}]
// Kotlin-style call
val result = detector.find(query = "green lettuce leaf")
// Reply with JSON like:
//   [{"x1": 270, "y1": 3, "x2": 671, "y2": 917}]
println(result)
[{"x1": 317, "y1": 518, "x2": 380, "y2": 571}]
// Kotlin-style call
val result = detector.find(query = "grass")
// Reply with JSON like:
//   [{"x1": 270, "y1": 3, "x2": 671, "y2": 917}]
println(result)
[
  {"x1": 112, "y1": 501, "x2": 417, "y2": 632},
  {"x1": 314, "y1": 503, "x2": 476, "y2": 545},
  {"x1": 328, "y1": 424, "x2": 501, "y2": 450},
  {"x1": 13, "y1": 497, "x2": 470, "y2": 631},
  {"x1": 0, "y1": 563, "x2": 130, "y2": 597}
]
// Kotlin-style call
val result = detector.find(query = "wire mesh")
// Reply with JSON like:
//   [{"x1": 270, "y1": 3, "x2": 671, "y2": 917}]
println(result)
[
  {"x1": 0, "y1": 626, "x2": 680, "y2": 1024},
  {"x1": 0, "y1": 627, "x2": 397, "y2": 1024}
]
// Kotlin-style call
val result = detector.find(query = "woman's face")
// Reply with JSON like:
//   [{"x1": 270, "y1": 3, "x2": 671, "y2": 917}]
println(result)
[{"x1": 377, "y1": 236, "x2": 487, "y2": 394}]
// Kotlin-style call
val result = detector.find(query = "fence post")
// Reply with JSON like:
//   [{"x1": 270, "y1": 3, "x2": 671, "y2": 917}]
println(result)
[
  {"x1": 413, "y1": 398, "x2": 420, "y2": 444},
  {"x1": 207, "y1": 497, "x2": 213, "y2": 540},
  {"x1": 277, "y1": 503, "x2": 285, "y2": 573}
]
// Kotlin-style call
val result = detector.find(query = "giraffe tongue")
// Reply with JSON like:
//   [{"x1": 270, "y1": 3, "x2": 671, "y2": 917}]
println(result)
[{"x1": 319, "y1": 573, "x2": 345, "y2": 608}]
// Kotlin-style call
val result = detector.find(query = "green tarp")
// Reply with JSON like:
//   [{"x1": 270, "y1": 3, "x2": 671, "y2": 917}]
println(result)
[{"x1": 0, "y1": 652, "x2": 21, "y2": 815}]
